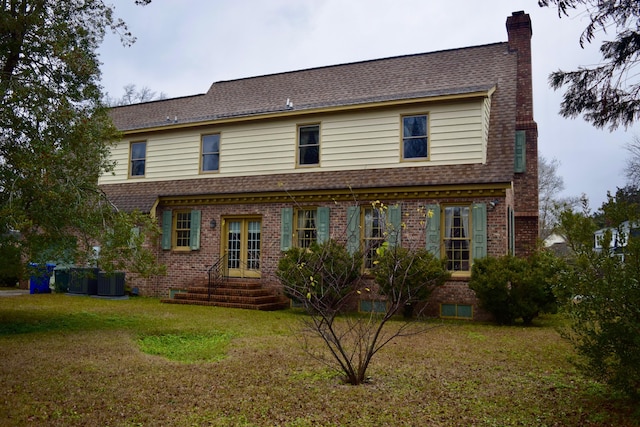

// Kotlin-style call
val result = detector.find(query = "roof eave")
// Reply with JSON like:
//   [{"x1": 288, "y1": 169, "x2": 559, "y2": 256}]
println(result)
[{"x1": 116, "y1": 85, "x2": 497, "y2": 136}]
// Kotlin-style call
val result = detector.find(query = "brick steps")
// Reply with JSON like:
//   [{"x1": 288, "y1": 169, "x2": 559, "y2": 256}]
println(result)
[{"x1": 161, "y1": 278, "x2": 289, "y2": 311}]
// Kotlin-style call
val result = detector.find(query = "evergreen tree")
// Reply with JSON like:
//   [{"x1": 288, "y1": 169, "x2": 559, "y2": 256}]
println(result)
[{"x1": 539, "y1": 0, "x2": 640, "y2": 129}]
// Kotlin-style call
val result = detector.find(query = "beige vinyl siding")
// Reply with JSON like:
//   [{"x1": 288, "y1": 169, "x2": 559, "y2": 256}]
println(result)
[{"x1": 98, "y1": 98, "x2": 490, "y2": 185}]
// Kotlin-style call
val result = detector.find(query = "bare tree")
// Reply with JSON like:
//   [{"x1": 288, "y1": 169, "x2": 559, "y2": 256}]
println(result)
[
  {"x1": 105, "y1": 84, "x2": 167, "y2": 106},
  {"x1": 276, "y1": 202, "x2": 449, "y2": 385},
  {"x1": 625, "y1": 135, "x2": 640, "y2": 188},
  {"x1": 539, "y1": 155, "x2": 578, "y2": 240}
]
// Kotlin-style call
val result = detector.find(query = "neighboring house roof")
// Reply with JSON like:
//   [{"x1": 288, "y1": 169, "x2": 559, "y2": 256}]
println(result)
[{"x1": 109, "y1": 43, "x2": 511, "y2": 132}]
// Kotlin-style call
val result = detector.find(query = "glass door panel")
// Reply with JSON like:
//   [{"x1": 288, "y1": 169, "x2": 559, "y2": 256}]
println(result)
[{"x1": 224, "y1": 218, "x2": 261, "y2": 278}]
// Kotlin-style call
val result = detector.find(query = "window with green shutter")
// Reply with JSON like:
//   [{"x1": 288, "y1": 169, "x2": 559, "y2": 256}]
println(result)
[
  {"x1": 161, "y1": 209, "x2": 201, "y2": 251},
  {"x1": 428, "y1": 203, "x2": 487, "y2": 273},
  {"x1": 280, "y1": 207, "x2": 330, "y2": 250}
]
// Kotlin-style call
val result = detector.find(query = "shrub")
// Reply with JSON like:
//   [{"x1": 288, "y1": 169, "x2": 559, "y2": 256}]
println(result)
[
  {"x1": 469, "y1": 251, "x2": 560, "y2": 325},
  {"x1": 557, "y1": 199, "x2": 640, "y2": 399},
  {"x1": 372, "y1": 244, "x2": 449, "y2": 317},
  {"x1": 276, "y1": 239, "x2": 362, "y2": 312}
]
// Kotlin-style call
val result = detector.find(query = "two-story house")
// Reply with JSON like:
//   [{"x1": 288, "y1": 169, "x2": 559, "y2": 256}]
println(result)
[{"x1": 99, "y1": 11, "x2": 538, "y2": 319}]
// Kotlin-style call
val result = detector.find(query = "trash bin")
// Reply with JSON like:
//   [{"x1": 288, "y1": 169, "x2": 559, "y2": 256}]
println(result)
[
  {"x1": 68, "y1": 267, "x2": 98, "y2": 295},
  {"x1": 97, "y1": 271, "x2": 126, "y2": 297},
  {"x1": 29, "y1": 263, "x2": 55, "y2": 294}
]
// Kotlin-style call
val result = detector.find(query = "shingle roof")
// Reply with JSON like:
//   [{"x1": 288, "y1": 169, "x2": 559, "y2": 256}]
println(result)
[
  {"x1": 109, "y1": 42, "x2": 512, "y2": 131},
  {"x1": 104, "y1": 41, "x2": 520, "y2": 213}
]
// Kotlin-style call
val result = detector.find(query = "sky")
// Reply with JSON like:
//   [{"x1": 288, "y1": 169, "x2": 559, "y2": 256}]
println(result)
[{"x1": 97, "y1": 0, "x2": 638, "y2": 210}]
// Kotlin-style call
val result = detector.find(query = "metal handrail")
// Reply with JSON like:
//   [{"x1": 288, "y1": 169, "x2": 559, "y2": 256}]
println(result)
[{"x1": 207, "y1": 253, "x2": 228, "y2": 301}]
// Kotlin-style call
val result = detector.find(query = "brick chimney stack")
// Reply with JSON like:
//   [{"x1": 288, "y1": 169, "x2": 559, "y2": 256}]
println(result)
[
  {"x1": 506, "y1": 11, "x2": 538, "y2": 256},
  {"x1": 507, "y1": 11, "x2": 534, "y2": 123}
]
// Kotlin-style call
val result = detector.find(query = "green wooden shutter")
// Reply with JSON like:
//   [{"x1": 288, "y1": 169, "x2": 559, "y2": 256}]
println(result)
[
  {"x1": 161, "y1": 210, "x2": 172, "y2": 250},
  {"x1": 280, "y1": 208, "x2": 293, "y2": 251},
  {"x1": 514, "y1": 130, "x2": 526, "y2": 173},
  {"x1": 387, "y1": 204, "x2": 401, "y2": 247},
  {"x1": 472, "y1": 203, "x2": 487, "y2": 260},
  {"x1": 346, "y1": 206, "x2": 360, "y2": 255},
  {"x1": 316, "y1": 207, "x2": 330, "y2": 244},
  {"x1": 425, "y1": 204, "x2": 440, "y2": 257},
  {"x1": 189, "y1": 210, "x2": 201, "y2": 250}
]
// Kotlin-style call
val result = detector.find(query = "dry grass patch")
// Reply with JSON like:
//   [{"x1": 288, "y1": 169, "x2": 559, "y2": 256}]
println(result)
[{"x1": 0, "y1": 294, "x2": 637, "y2": 426}]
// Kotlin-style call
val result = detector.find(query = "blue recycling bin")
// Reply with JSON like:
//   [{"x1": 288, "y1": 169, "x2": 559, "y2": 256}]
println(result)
[{"x1": 29, "y1": 263, "x2": 55, "y2": 294}]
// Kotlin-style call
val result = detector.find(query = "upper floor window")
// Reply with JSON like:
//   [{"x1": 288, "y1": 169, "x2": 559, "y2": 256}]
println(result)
[
  {"x1": 130, "y1": 141, "x2": 146, "y2": 177},
  {"x1": 402, "y1": 115, "x2": 428, "y2": 160},
  {"x1": 201, "y1": 134, "x2": 220, "y2": 173},
  {"x1": 296, "y1": 208, "x2": 317, "y2": 248},
  {"x1": 298, "y1": 124, "x2": 320, "y2": 166}
]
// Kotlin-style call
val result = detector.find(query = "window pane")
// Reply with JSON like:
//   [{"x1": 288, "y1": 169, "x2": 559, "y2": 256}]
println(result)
[
  {"x1": 131, "y1": 142, "x2": 146, "y2": 159},
  {"x1": 299, "y1": 126, "x2": 319, "y2": 146},
  {"x1": 202, "y1": 153, "x2": 219, "y2": 171},
  {"x1": 403, "y1": 115, "x2": 426, "y2": 137},
  {"x1": 131, "y1": 160, "x2": 145, "y2": 176},
  {"x1": 403, "y1": 138, "x2": 427, "y2": 158},
  {"x1": 202, "y1": 134, "x2": 219, "y2": 153},
  {"x1": 299, "y1": 145, "x2": 319, "y2": 165}
]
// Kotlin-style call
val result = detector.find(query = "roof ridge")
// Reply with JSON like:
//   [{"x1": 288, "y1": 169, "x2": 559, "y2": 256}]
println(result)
[{"x1": 206, "y1": 41, "x2": 508, "y2": 93}]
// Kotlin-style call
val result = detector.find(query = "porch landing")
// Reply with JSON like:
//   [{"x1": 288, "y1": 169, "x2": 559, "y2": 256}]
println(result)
[{"x1": 161, "y1": 278, "x2": 290, "y2": 311}]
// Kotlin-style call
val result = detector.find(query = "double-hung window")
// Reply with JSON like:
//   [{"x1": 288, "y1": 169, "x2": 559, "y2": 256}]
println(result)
[
  {"x1": 201, "y1": 134, "x2": 220, "y2": 173},
  {"x1": 402, "y1": 115, "x2": 428, "y2": 160},
  {"x1": 161, "y1": 210, "x2": 201, "y2": 251},
  {"x1": 298, "y1": 124, "x2": 320, "y2": 166},
  {"x1": 296, "y1": 208, "x2": 317, "y2": 248},
  {"x1": 425, "y1": 203, "x2": 487, "y2": 273},
  {"x1": 443, "y1": 206, "x2": 471, "y2": 272},
  {"x1": 362, "y1": 207, "x2": 386, "y2": 269},
  {"x1": 174, "y1": 211, "x2": 192, "y2": 249},
  {"x1": 130, "y1": 141, "x2": 146, "y2": 177}
]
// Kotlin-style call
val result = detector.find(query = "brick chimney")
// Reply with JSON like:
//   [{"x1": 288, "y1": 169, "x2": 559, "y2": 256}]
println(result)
[
  {"x1": 507, "y1": 11, "x2": 534, "y2": 123},
  {"x1": 506, "y1": 11, "x2": 539, "y2": 256}
]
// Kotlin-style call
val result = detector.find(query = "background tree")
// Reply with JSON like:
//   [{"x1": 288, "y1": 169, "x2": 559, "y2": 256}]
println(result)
[
  {"x1": 624, "y1": 135, "x2": 640, "y2": 189},
  {"x1": 0, "y1": 1, "x2": 162, "y2": 276},
  {"x1": 557, "y1": 195, "x2": 640, "y2": 399},
  {"x1": 104, "y1": 83, "x2": 167, "y2": 106},
  {"x1": 538, "y1": 155, "x2": 578, "y2": 240},
  {"x1": 538, "y1": 0, "x2": 640, "y2": 129}
]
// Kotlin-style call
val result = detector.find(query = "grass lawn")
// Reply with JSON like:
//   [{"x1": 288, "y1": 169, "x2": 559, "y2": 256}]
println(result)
[{"x1": 0, "y1": 294, "x2": 637, "y2": 426}]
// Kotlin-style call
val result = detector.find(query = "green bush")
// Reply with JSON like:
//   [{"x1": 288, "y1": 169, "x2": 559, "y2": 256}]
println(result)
[
  {"x1": 557, "y1": 200, "x2": 640, "y2": 399},
  {"x1": 276, "y1": 240, "x2": 362, "y2": 311},
  {"x1": 372, "y1": 245, "x2": 449, "y2": 317},
  {"x1": 469, "y1": 251, "x2": 560, "y2": 325}
]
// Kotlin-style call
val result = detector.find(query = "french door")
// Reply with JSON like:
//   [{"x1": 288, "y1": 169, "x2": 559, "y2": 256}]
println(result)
[{"x1": 224, "y1": 217, "x2": 261, "y2": 278}]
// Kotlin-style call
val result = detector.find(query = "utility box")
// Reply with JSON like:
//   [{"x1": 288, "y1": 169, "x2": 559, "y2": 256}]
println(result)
[
  {"x1": 68, "y1": 268, "x2": 98, "y2": 295},
  {"x1": 97, "y1": 271, "x2": 126, "y2": 297}
]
